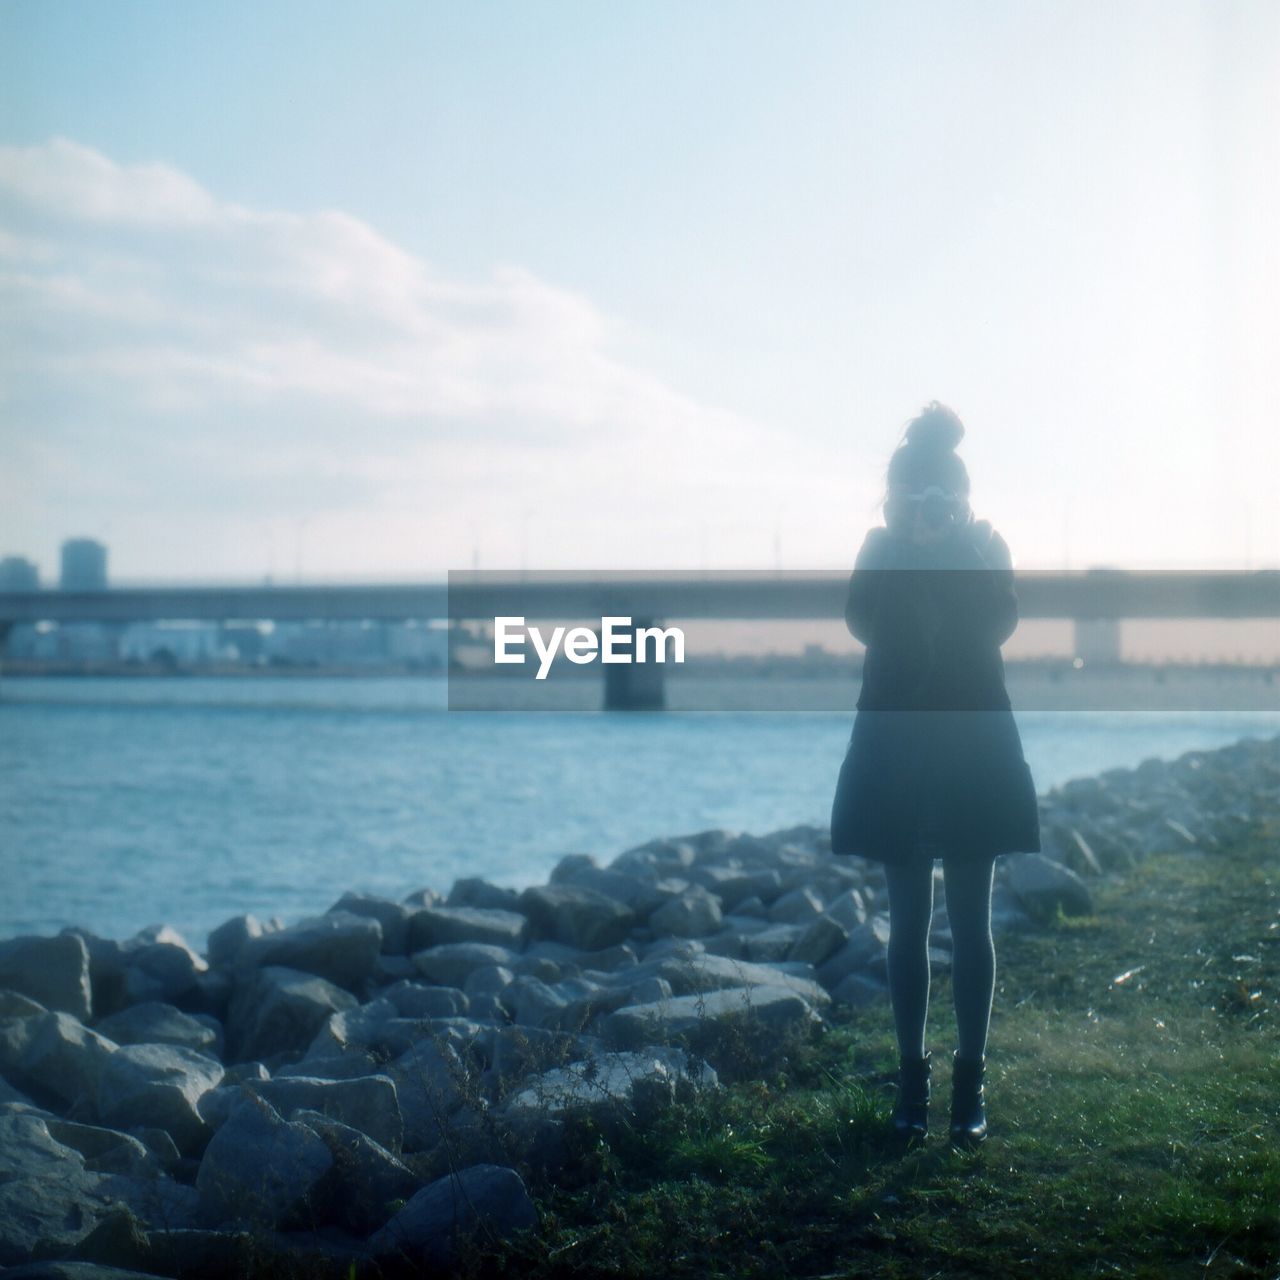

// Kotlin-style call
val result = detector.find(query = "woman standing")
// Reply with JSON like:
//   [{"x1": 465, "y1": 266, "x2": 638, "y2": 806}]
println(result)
[{"x1": 830, "y1": 401, "x2": 1041, "y2": 1149}]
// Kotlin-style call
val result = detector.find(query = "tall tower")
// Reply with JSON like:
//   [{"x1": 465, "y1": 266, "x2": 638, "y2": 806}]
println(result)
[{"x1": 60, "y1": 538, "x2": 108, "y2": 591}]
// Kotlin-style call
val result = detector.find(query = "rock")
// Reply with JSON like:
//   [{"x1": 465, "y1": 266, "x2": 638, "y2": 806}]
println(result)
[
  {"x1": 1005, "y1": 854, "x2": 1093, "y2": 921},
  {"x1": 0, "y1": 1109, "x2": 199, "y2": 1265},
  {"x1": 408, "y1": 905, "x2": 530, "y2": 952},
  {"x1": 1, "y1": 1071, "x2": 35, "y2": 1105},
  {"x1": 768, "y1": 887, "x2": 824, "y2": 924},
  {"x1": 196, "y1": 1094, "x2": 332, "y2": 1230},
  {"x1": 1063, "y1": 827, "x2": 1103, "y2": 876},
  {"x1": 253, "y1": 1074, "x2": 403, "y2": 1153},
  {"x1": 487, "y1": 1025, "x2": 601, "y2": 1089},
  {"x1": 383, "y1": 1038, "x2": 469, "y2": 1152},
  {"x1": 120, "y1": 926, "x2": 208, "y2": 1006},
  {"x1": 0, "y1": 990, "x2": 48, "y2": 1018},
  {"x1": 95, "y1": 1043, "x2": 224, "y2": 1155},
  {"x1": 789, "y1": 915, "x2": 849, "y2": 967},
  {"x1": 554, "y1": 859, "x2": 691, "y2": 918},
  {"x1": 291, "y1": 1109, "x2": 420, "y2": 1236},
  {"x1": 235, "y1": 911, "x2": 382, "y2": 993},
  {"x1": 3, "y1": 1108, "x2": 162, "y2": 1180},
  {"x1": 65, "y1": 1205, "x2": 154, "y2": 1272},
  {"x1": 687, "y1": 866, "x2": 785, "y2": 911},
  {"x1": 225, "y1": 966, "x2": 359, "y2": 1064},
  {"x1": 0, "y1": 934, "x2": 92, "y2": 1020},
  {"x1": 368, "y1": 1163, "x2": 538, "y2": 1269},
  {"x1": 142, "y1": 1227, "x2": 256, "y2": 1278},
  {"x1": 816, "y1": 915, "x2": 892, "y2": 987},
  {"x1": 638, "y1": 951, "x2": 831, "y2": 1010},
  {"x1": 602, "y1": 985, "x2": 822, "y2": 1056},
  {"x1": 371, "y1": 953, "x2": 418, "y2": 985},
  {"x1": 412, "y1": 942, "x2": 520, "y2": 988},
  {"x1": 829, "y1": 972, "x2": 889, "y2": 1008},
  {"x1": 381, "y1": 979, "x2": 471, "y2": 1018},
  {"x1": 1, "y1": 1263, "x2": 166, "y2": 1279},
  {"x1": 501, "y1": 1047, "x2": 717, "y2": 1119},
  {"x1": 463, "y1": 965, "x2": 515, "y2": 1000},
  {"x1": 823, "y1": 887, "x2": 868, "y2": 929},
  {"x1": 649, "y1": 886, "x2": 723, "y2": 939},
  {"x1": 609, "y1": 835, "x2": 698, "y2": 877},
  {"x1": 740, "y1": 923, "x2": 804, "y2": 963},
  {"x1": 517, "y1": 884, "x2": 635, "y2": 951},
  {"x1": 328, "y1": 892, "x2": 412, "y2": 955},
  {"x1": 0, "y1": 1010, "x2": 118, "y2": 1112},
  {"x1": 504, "y1": 975, "x2": 569, "y2": 1029},
  {"x1": 205, "y1": 913, "x2": 280, "y2": 969},
  {"x1": 93, "y1": 1002, "x2": 221, "y2": 1058},
  {"x1": 446, "y1": 877, "x2": 522, "y2": 912},
  {"x1": 401, "y1": 887, "x2": 444, "y2": 910}
]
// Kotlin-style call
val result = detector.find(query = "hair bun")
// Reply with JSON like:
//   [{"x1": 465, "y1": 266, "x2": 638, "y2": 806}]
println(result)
[{"x1": 904, "y1": 401, "x2": 965, "y2": 453}]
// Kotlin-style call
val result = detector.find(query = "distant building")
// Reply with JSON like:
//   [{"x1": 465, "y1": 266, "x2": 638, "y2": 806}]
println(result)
[
  {"x1": 0, "y1": 556, "x2": 39, "y2": 591},
  {"x1": 60, "y1": 538, "x2": 108, "y2": 591}
]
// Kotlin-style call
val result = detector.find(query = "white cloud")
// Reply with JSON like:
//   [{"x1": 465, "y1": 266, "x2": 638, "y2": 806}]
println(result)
[{"x1": 0, "y1": 138, "x2": 832, "y2": 577}]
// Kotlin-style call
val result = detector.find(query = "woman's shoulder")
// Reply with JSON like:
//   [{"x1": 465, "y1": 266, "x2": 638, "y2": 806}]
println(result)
[
  {"x1": 964, "y1": 519, "x2": 1013, "y2": 570},
  {"x1": 854, "y1": 524, "x2": 898, "y2": 568}
]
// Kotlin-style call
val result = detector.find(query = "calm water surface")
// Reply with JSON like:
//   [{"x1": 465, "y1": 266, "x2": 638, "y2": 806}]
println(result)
[{"x1": 3, "y1": 676, "x2": 1277, "y2": 945}]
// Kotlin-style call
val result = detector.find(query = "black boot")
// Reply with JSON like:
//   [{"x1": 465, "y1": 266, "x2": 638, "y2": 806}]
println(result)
[
  {"x1": 950, "y1": 1050, "x2": 988, "y2": 1149},
  {"x1": 891, "y1": 1051, "x2": 931, "y2": 1142}
]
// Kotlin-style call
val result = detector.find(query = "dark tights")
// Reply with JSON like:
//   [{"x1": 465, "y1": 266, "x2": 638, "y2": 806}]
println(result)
[{"x1": 883, "y1": 854, "x2": 997, "y2": 1061}]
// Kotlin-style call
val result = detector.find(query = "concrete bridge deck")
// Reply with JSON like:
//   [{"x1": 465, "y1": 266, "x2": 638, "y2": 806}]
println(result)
[{"x1": 1, "y1": 570, "x2": 1278, "y2": 626}]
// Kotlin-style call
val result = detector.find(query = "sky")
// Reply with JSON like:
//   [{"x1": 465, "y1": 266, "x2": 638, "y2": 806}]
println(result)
[{"x1": 2, "y1": 0, "x2": 1278, "y2": 583}]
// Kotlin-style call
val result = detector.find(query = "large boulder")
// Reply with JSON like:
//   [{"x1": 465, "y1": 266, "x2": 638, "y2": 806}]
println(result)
[
  {"x1": 252, "y1": 1074, "x2": 403, "y2": 1153},
  {"x1": 1005, "y1": 853, "x2": 1093, "y2": 922},
  {"x1": 292, "y1": 1109, "x2": 420, "y2": 1236},
  {"x1": 789, "y1": 915, "x2": 849, "y2": 967},
  {"x1": 327, "y1": 892, "x2": 412, "y2": 955},
  {"x1": 446, "y1": 877, "x2": 522, "y2": 912},
  {"x1": 517, "y1": 885, "x2": 635, "y2": 951},
  {"x1": 408, "y1": 905, "x2": 530, "y2": 952},
  {"x1": 225, "y1": 966, "x2": 358, "y2": 1064},
  {"x1": 0, "y1": 1109, "x2": 199, "y2": 1265},
  {"x1": 412, "y1": 942, "x2": 520, "y2": 988},
  {"x1": 382, "y1": 1039, "x2": 470, "y2": 1152},
  {"x1": 636, "y1": 951, "x2": 831, "y2": 1010},
  {"x1": 602, "y1": 985, "x2": 822, "y2": 1056},
  {"x1": 93, "y1": 1002, "x2": 221, "y2": 1058},
  {"x1": 234, "y1": 911, "x2": 383, "y2": 992},
  {"x1": 119, "y1": 926, "x2": 208, "y2": 1006},
  {"x1": 0, "y1": 1011, "x2": 117, "y2": 1112},
  {"x1": 0, "y1": 934, "x2": 92, "y2": 1020},
  {"x1": 649, "y1": 886, "x2": 723, "y2": 939},
  {"x1": 195, "y1": 1094, "x2": 332, "y2": 1231},
  {"x1": 95, "y1": 1043, "x2": 224, "y2": 1155},
  {"x1": 205, "y1": 913, "x2": 282, "y2": 969},
  {"x1": 368, "y1": 1163, "x2": 538, "y2": 1270},
  {"x1": 500, "y1": 1047, "x2": 717, "y2": 1120}
]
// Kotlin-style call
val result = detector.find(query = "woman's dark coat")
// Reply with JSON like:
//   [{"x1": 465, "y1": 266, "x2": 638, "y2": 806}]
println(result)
[{"x1": 830, "y1": 518, "x2": 1041, "y2": 862}]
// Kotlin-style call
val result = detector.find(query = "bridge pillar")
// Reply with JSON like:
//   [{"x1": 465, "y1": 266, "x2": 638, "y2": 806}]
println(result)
[
  {"x1": 601, "y1": 617, "x2": 667, "y2": 711},
  {"x1": 1074, "y1": 617, "x2": 1122, "y2": 666}
]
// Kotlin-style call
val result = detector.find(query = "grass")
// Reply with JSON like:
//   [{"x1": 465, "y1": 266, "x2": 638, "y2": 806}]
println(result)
[{"x1": 460, "y1": 814, "x2": 1280, "y2": 1280}]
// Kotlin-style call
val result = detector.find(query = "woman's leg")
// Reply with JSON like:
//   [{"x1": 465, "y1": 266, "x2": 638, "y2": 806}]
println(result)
[
  {"x1": 941, "y1": 854, "x2": 998, "y2": 1060},
  {"x1": 883, "y1": 856, "x2": 936, "y2": 1060}
]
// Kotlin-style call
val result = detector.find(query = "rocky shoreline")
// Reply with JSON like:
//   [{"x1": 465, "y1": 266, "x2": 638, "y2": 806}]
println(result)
[{"x1": 1, "y1": 730, "x2": 1277, "y2": 1276}]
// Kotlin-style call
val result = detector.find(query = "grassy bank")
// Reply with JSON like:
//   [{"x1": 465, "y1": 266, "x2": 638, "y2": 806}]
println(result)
[{"x1": 473, "y1": 816, "x2": 1280, "y2": 1280}]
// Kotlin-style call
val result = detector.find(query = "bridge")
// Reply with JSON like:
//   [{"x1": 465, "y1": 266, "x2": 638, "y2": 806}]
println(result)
[
  {"x1": 3, "y1": 570, "x2": 1277, "y2": 708},
  {"x1": 2, "y1": 569, "x2": 1278, "y2": 626}
]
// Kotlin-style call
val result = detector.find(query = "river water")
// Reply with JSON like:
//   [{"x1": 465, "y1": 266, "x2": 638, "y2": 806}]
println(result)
[{"x1": 3, "y1": 675, "x2": 1277, "y2": 945}]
